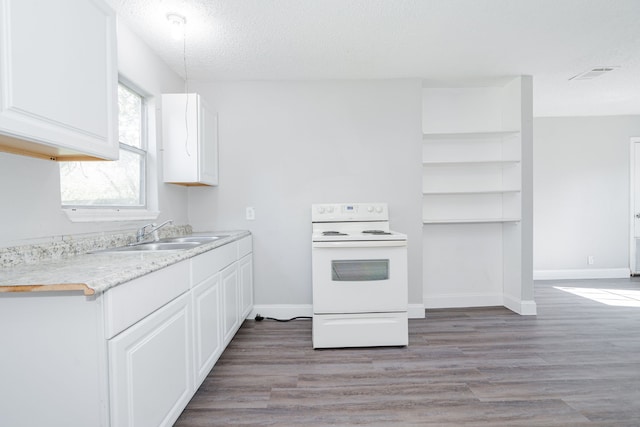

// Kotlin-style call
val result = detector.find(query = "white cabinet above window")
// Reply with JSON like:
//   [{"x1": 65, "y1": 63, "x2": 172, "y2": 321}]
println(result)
[
  {"x1": 162, "y1": 93, "x2": 219, "y2": 186},
  {"x1": 0, "y1": 0, "x2": 118, "y2": 161}
]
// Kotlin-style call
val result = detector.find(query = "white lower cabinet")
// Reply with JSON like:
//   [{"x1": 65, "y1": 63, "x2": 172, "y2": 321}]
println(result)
[
  {"x1": 109, "y1": 293, "x2": 193, "y2": 427},
  {"x1": 221, "y1": 262, "x2": 240, "y2": 345},
  {"x1": 106, "y1": 235, "x2": 253, "y2": 427},
  {"x1": 239, "y1": 254, "x2": 253, "y2": 319},
  {"x1": 0, "y1": 235, "x2": 253, "y2": 427},
  {"x1": 191, "y1": 273, "x2": 222, "y2": 387},
  {"x1": 106, "y1": 237, "x2": 253, "y2": 427}
]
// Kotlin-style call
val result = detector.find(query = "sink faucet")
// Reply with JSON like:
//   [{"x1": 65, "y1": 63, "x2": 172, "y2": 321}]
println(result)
[{"x1": 135, "y1": 220, "x2": 173, "y2": 243}]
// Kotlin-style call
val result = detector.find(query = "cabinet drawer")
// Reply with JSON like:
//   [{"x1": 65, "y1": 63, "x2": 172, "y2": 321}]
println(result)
[
  {"x1": 191, "y1": 242, "x2": 237, "y2": 285},
  {"x1": 104, "y1": 262, "x2": 189, "y2": 339},
  {"x1": 237, "y1": 235, "x2": 252, "y2": 259}
]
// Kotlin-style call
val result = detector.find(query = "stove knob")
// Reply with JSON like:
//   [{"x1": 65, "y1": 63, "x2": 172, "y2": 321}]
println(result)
[
  {"x1": 375, "y1": 206, "x2": 383, "y2": 213},
  {"x1": 318, "y1": 207, "x2": 325, "y2": 214},
  {"x1": 367, "y1": 206, "x2": 374, "y2": 213},
  {"x1": 327, "y1": 206, "x2": 334, "y2": 213}
]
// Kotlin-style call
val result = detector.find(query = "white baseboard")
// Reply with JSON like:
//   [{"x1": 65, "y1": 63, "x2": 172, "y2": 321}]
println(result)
[
  {"x1": 250, "y1": 304, "x2": 426, "y2": 320},
  {"x1": 534, "y1": 268, "x2": 630, "y2": 281},
  {"x1": 503, "y1": 294, "x2": 537, "y2": 315},
  {"x1": 408, "y1": 304, "x2": 426, "y2": 319},
  {"x1": 424, "y1": 293, "x2": 503, "y2": 309},
  {"x1": 424, "y1": 293, "x2": 536, "y2": 316}
]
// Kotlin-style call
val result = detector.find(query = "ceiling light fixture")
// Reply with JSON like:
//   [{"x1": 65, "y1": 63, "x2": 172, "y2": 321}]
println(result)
[
  {"x1": 167, "y1": 13, "x2": 186, "y2": 41},
  {"x1": 569, "y1": 66, "x2": 620, "y2": 81}
]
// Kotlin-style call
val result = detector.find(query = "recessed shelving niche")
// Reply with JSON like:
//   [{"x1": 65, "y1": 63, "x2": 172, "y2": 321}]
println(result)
[
  {"x1": 421, "y1": 78, "x2": 534, "y2": 315},
  {"x1": 421, "y1": 129, "x2": 522, "y2": 223}
]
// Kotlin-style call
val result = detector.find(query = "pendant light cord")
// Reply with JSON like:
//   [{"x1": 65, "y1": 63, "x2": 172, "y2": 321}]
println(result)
[{"x1": 183, "y1": 20, "x2": 190, "y2": 157}]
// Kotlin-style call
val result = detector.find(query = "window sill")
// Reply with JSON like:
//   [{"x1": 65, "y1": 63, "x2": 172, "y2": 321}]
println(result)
[{"x1": 63, "y1": 208, "x2": 160, "y2": 223}]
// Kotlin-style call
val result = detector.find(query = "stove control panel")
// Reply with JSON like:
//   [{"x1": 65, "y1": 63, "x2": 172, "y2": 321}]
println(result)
[{"x1": 312, "y1": 202, "x2": 388, "y2": 222}]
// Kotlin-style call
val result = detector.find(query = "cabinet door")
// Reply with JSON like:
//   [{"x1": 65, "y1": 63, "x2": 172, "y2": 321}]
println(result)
[
  {"x1": 239, "y1": 254, "x2": 253, "y2": 320},
  {"x1": 221, "y1": 262, "x2": 240, "y2": 345},
  {"x1": 109, "y1": 293, "x2": 193, "y2": 427},
  {"x1": 0, "y1": 0, "x2": 118, "y2": 160},
  {"x1": 162, "y1": 93, "x2": 218, "y2": 186},
  {"x1": 192, "y1": 273, "x2": 222, "y2": 387},
  {"x1": 198, "y1": 98, "x2": 219, "y2": 185}
]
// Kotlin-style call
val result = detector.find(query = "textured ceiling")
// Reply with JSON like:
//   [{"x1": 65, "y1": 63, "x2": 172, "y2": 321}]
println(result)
[{"x1": 106, "y1": 0, "x2": 640, "y2": 116}]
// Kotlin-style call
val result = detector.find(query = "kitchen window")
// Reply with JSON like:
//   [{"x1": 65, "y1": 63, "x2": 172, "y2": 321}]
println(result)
[{"x1": 60, "y1": 82, "x2": 156, "y2": 220}]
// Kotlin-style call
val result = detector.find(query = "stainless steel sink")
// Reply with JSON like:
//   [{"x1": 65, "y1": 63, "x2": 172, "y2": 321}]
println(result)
[
  {"x1": 160, "y1": 236, "x2": 225, "y2": 244},
  {"x1": 93, "y1": 234, "x2": 229, "y2": 253},
  {"x1": 102, "y1": 242, "x2": 202, "y2": 252}
]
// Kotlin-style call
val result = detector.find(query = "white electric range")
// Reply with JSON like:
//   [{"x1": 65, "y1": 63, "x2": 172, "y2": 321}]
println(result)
[{"x1": 311, "y1": 202, "x2": 408, "y2": 348}]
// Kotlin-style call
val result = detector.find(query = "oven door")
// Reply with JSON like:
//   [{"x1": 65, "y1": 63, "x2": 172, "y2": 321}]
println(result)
[{"x1": 312, "y1": 240, "x2": 407, "y2": 314}]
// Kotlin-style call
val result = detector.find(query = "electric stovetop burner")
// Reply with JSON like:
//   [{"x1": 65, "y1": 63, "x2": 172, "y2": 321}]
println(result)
[
  {"x1": 362, "y1": 230, "x2": 392, "y2": 235},
  {"x1": 323, "y1": 231, "x2": 348, "y2": 236}
]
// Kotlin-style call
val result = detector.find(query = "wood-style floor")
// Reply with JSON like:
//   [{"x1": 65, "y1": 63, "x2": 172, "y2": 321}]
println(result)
[{"x1": 175, "y1": 279, "x2": 640, "y2": 426}]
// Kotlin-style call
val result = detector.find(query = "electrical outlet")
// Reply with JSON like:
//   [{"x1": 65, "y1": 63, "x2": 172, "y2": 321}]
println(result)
[
  {"x1": 246, "y1": 207, "x2": 255, "y2": 220},
  {"x1": 588, "y1": 255, "x2": 595, "y2": 265}
]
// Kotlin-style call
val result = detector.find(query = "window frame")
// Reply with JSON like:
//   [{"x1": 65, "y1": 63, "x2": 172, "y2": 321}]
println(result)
[{"x1": 115, "y1": 81, "x2": 148, "y2": 209}]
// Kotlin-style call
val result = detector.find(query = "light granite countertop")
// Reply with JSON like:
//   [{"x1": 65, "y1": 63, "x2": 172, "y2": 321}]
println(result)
[{"x1": 0, "y1": 230, "x2": 250, "y2": 296}]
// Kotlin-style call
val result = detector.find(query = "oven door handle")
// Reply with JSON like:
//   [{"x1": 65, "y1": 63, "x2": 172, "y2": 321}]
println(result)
[{"x1": 313, "y1": 240, "x2": 407, "y2": 248}]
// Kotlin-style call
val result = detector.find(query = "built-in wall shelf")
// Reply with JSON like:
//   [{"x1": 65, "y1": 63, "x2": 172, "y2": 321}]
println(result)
[
  {"x1": 422, "y1": 189, "x2": 520, "y2": 195},
  {"x1": 422, "y1": 160, "x2": 520, "y2": 167},
  {"x1": 423, "y1": 130, "x2": 520, "y2": 140},
  {"x1": 421, "y1": 122, "x2": 522, "y2": 224},
  {"x1": 423, "y1": 217, "x2": 521, "y2": 224},
  {"x1": 421, "y1": 78, "x2": 533, "y2": 314}
]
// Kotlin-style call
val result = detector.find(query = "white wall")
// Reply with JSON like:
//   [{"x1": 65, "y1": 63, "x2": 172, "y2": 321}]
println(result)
[
  {"x1": 0, "y1": 22, "x2": 187, "y2": 247},
  {"x1": 533, "y1": 115, "x2": 640, "y2": 276},
  {"x1": 187, "y1": 80, "x2": 424, "y2": 308}
]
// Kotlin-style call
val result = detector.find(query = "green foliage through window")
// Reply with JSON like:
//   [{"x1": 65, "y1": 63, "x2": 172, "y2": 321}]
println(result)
[{"x1": 60, "y1": 83, "x2": 146, "y2": 208}]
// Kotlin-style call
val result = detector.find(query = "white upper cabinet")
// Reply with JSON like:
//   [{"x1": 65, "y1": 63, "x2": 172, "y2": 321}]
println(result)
[
  {"x1": 0, "y1": 0, "x2": 118, "y2": 160},
  {"x1": 162, "y1": 93, "x2": 219, "y2": 186}
]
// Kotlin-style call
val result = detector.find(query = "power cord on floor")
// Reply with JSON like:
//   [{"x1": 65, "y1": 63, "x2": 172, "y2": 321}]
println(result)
[{"x1": 254, "y1": 314, "x2": 311, "y2": 322}]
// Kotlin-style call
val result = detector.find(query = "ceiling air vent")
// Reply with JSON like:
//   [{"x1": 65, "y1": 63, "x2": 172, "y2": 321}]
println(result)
[{"x1": 569, "y1": 66, "x2": 619, "y2": 81}]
